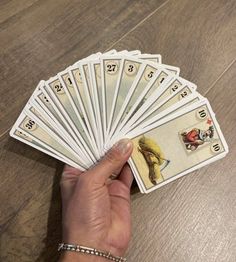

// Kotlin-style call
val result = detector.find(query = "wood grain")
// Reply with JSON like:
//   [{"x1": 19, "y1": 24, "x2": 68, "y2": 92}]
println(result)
[
  {"x1": 0, "y1": 135, "x2": 63, "y2": 261},
  {"x1": 112, "y1": 0, "x2": 236, "y2": 94},
  {"x1": 0, "y1": 0, "x2": 38, "y2": 24},
  {"x1": 0, "y1": 0, "x2": 236, "y2": 261},
  {"x1": 0, "y1": 0, "x2": 167, "y2": 136}
]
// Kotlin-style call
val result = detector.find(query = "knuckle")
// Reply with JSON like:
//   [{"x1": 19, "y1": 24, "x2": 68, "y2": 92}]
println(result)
[
  {"x1": 119, "y1": 181, "x2": 130, "y2": 196},
  {"x1": 77, "y1": 172, "x2": 88, "y2": 184},
  {"x1": 78, "y1": 172, "x2": 96, "y2": 188},
  {"x1": 105, "y1": 149, "x2": 120, "y2": 166},
  {"x1": 110, "y1": 181, "x2": 131, "y2": 202}
]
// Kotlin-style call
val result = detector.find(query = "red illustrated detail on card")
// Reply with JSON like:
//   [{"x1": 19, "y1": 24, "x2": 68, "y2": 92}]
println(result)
[{"x1": 207, "y1": 119, "x2": 212, "y2": 125}]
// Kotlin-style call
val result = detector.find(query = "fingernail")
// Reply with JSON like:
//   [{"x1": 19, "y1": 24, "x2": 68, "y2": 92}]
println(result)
[{"x1": 113, "y1": 138, "x2": 132, "y2": 154}]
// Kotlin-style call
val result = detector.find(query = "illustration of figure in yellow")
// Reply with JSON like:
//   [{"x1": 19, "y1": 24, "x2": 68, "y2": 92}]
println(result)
[{"x1": 138, "y1": 136, "x2": 170, "y2": 185}]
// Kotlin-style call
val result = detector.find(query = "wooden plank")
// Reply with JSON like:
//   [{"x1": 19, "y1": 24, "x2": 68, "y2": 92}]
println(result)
[
  {"x1": 112, "y1": 0, "x2": 236, "y2": 94},
  {"x1": 127, "y1": 62, "x2": 236, "y2": 262},
  {"x1": 0, "y1": 134, "x2": 64, "y2": 261},
  {"x1": 0, "y1": 0, "x2": 167, "y2": 136},
  {"x1": 0, "y1": 0, "x2": 38, "y2": 24},
  {"x1": 1, "y1": 0, "x2": 236, "y2": 261}
]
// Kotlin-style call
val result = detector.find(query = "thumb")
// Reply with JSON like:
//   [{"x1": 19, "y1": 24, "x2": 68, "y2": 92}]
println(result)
[{"x1": 86, "y1": 138, "x2": 133, "y2": 185}]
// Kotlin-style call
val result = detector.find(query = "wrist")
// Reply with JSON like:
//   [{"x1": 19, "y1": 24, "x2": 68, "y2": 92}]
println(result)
[
  {"x1": 58, "y1": 243, "x2": 127, "y2": 262},
  {"x1": 62, "y1": 232, "x2": 124, "y2": 257},
  {"x1": 59, "y1": 251, "x2": 107, "y2": 262}
]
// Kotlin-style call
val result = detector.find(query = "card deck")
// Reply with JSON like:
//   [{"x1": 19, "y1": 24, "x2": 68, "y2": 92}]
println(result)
[
  {"x1": 10, "y1": 50, "x2": 228, "y2": 194},
  {"x1": 11, "y1": 128, "x2": 79, "y2": 168},
  {"x1": 33, "y1": 83, "x2": 96, "y2": 163},
  {"x1": 117, "y1": 76, "x2": 197, "y2": 136},
  {"x1": 11, "y1": 110, "x2": 88, "y2": 170}
]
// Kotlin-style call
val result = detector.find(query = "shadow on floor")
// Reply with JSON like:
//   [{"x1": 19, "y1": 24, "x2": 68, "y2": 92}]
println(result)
[{"x1": 36, "y1": 162, "x2": 64, "y2": 262}]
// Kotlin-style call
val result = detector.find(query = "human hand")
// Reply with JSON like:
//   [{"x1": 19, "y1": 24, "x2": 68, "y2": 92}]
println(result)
[{"x1": 59, "y1": 138, "x2": 133, "y2": 262}]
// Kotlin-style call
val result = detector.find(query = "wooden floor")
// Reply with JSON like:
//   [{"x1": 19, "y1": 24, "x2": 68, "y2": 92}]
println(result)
[{"x1": 0, "y1": 0, "x2": 236, "y2": 261}]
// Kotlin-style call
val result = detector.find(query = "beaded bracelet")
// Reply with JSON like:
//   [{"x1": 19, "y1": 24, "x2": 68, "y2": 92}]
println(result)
[{"x1": 58, "y1": 243, "x2": 127, "y2": 262}]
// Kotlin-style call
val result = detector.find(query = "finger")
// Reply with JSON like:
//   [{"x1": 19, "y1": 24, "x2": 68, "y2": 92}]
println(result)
[
  {"x1": 61, "y1": 165, "x2": 83, "y2": 184},
  {"x1": 86, "y1": 138, "x2": 133, "y2": 185},
  {"x1": 118, "y1": 164, "x2": 134, "y2": 189},
  {"x1": 60, "y1": 165, "x2": 83, "y2": 202}
]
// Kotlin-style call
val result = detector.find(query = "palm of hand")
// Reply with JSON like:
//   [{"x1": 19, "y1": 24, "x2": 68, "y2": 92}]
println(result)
[{"x1": 61, "y1": 163, "x2": 133, "y2": 256}]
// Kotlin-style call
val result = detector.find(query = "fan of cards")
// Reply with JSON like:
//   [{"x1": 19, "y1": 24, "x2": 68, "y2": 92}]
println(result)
[{"x1": 10, "y1": 50, "x2": 228, "y2": 193}]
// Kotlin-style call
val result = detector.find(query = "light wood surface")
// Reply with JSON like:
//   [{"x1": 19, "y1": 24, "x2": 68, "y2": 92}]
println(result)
[{"x1": 0, "y1": 0, "x2": 235, "y2": 261}]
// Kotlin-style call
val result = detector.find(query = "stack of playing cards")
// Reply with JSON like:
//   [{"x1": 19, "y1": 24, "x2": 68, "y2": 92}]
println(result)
[{"x1": 10, "y1": 50, "x2": 228, "y2": 193}]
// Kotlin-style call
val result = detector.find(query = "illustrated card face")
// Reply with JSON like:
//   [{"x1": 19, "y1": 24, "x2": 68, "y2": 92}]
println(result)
[
  {"x1": 26, "y1": 105, "x2": 93, "y2": 164},
  {"x1": 108, "y1": 58, "x2": 142, "y2": 132},
  {"x1": 122, "y1": 77, "x2": 197, "y2": 134},
  {"x1": 33, "y1": 92, "x2": 71, "y2": 138},
  {"x1": 11, "y1": 129, "x2": 80, "y2": 168},
  {"x1": 109, "y1": 68, "x2": 172, "y2": 141},
  {"x1": 34, "y1": 86, "x2": 97, "y2": 162},
  {"x1": 93, "y1": 62, "x2": 103, "y2": 113},
  {"x1": 28, "y1": 101, "x2": 83, "y2": 156},
  {"x1": 59, "y1": 70, "x2": 86, "y2": 121},
  {"x1": 130, "y1": 102, "x2": 228, "y2": 192},
  {"x1": 121, "y1": 95, "x2": 202, "y2": 143},
  {"x1": 101, "y1": 57, "x2": 123, "y2": 131},
  {"x1": 89, "y1": 60, "x2": 104, "y2": 149},
  {"x1": 89, "y1": 51, "x2": 140, "y2": 148},
  {"x1": 108, "y1": 56, "x2": 166, "y2": 139},
  {"x1": 69, "y1": 66, "x2": 98, "y2": 144},
  {"x1": 17, "y1": 111, "x2": 88, "y2": 169},
  {"x1": 79, "y1": 62, "x2": 98, "y2": 127},
  {"x1": 58, "y1": 68, "x2": 100, "y2": 158},
  {"x1": 121, "y1": 62, "x2": 179, "y2": 122},
  {"x1": 122, "y1": 66, "x2": 168, "y2": 118},
  {"x1": 45, "y1": 78, "x2": 96, "y2": 148}
]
